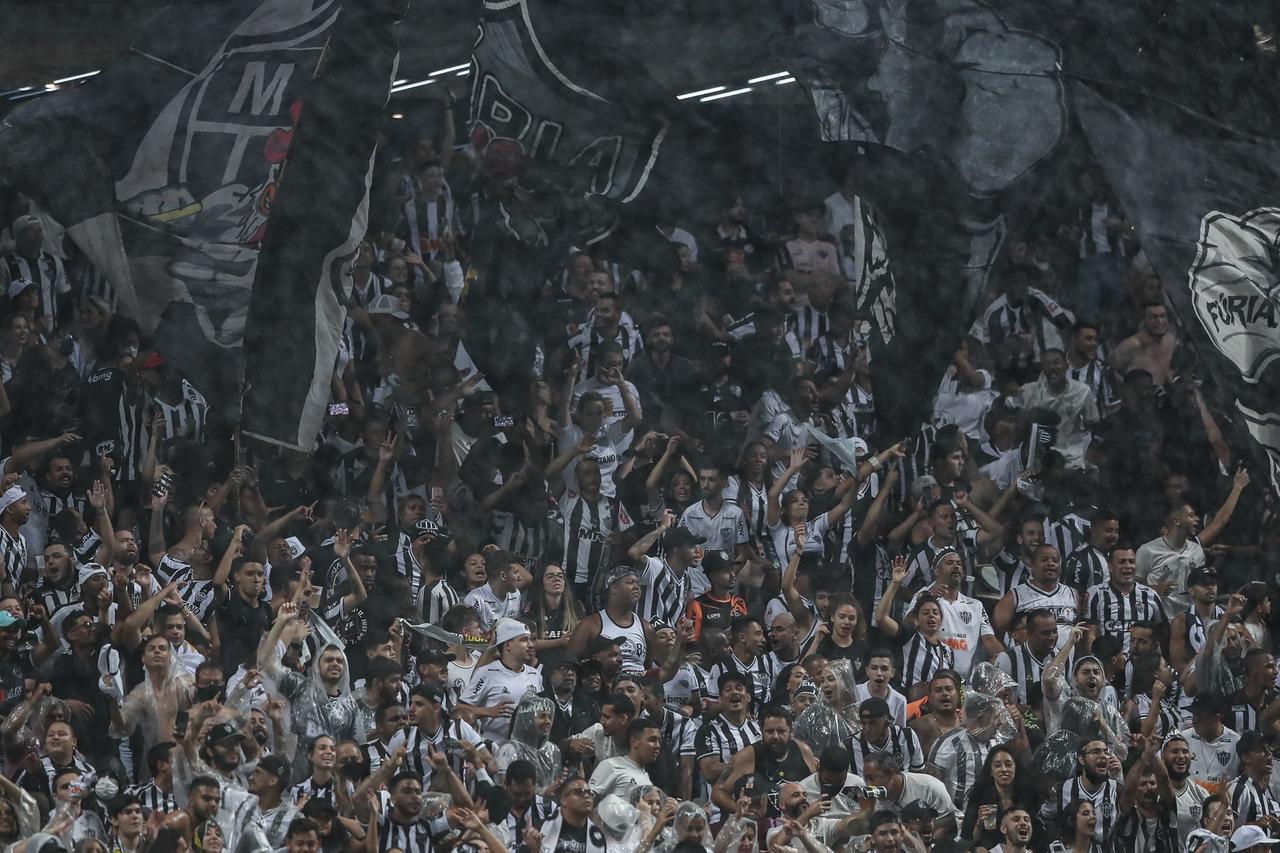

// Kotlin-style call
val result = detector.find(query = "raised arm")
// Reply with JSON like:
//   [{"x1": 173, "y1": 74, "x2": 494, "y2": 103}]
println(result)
[
  {"x1": 857, "y1": 466, "x2": 898, "y2": 547},
  {"x1": 767, "y1": 447, "x2": 812, "y2": 527},
  {"x1": 875, "y1": 557, "x2": 908, "y2": 638},
  {"x1": 556, "y1": 356, "x2": 583, "y2": 431},
  {"x1": 212, "y1": 525, "x2": 251, "y2": 592},
  {"x1": 4, "y1": 431, "x2": 79, "y2": 475},
  {"x1": 823, "y1": 472, "x2": 860, "y2": 528},
  {"x1": 1200, "y1": 467, "x2": 1249, "y2": 548},
  {"x1": 333, "y1": 529, "x2": 368, "y2": 613},
  {"x1": 1041, "y1": 624, "x2": 1086, "y2": 702},
  {"x1": 955, "y1": 492, "x2": 1006, "y2": 558},
  {"x1": 627, "y1": 510, "x2": 674, "y2": 565}
]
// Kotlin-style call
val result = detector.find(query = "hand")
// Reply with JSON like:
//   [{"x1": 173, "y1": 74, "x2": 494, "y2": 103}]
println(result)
[
  {"x1": 676, "y1": 616, "x2": 695, "y2": 644},
  {"x1": 1151, "y1": 678, "x2": 1167, "y2": 701},
  {"x1": 28, "y1": 601, "x2": 47, "y2": 624},
  {"x1": 789, "y1": 446, "x2": 808, "y2": 469},
  {"x1": 1234, "y1": 466, "x2": 1251, "y2": 491},
  {"x1": 604, "y1": 366, "x2": 626, "y2": 387},
  {"x1": 660, "y1": 509, "x2": 677, "y2": 530},
  {"x1": 65, "y1": 699, "x2": 94, "y2": 723},
  {"x1": 265, "y1": 697, "x2": 286, "y2": 723},
  {"x1": 152, "y1": 487, "x2": 170, "y2": 511},
  {"x1": 1227, "y1": 592, "x2": 1247, "y2": 618},
  {"x1": 333, "y1": 527, "x2": 354, "y2": 559},
  {"x1": 486, "y1": 700, "x2": 515, "y2": 719},
  {"x1": 57, "y1": 431, "x2": 82, "y2": 447},
  {"x1": 507, "y1": 469, "x2": 528, "y2": 489},
  {"x1": 664, "y1": 435, "x2": 681, "y2": 455},
  {"x1": 454, "y1": 807, "x2": 484, "y2": 831},
  {"x1": 890, "y1": 555, "x2": 907, "y2": 585},
  {"x1": 978, "y1": 804, "x2": 996, "y2": 824},
  {"x1": 276, "y1": 601, "x2": 299, "y2": 624},
  {"x1": 1106, "y1": 752, "x2": 1122, "y2": 777},
  {"x1": 87, "y1": 480, "x2": 108, "y2": 510},
  {"x1": 378, "y1": 433, "x2": 398, "y2": 465},
  {"x1": 792, "y1": 523, "x2": 806, "y2": 551},
  {"x1": 523, "y1": 827, "x2": 544, "y2": 852},
  {"x1": 427, "y1": 748, "x2": 448, "y2": 771}
]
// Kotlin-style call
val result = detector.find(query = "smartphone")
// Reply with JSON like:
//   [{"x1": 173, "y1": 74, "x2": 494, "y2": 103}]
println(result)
[
  {"x1": 493, "y1": 415, "x2": 514, "y2": 428},
  {"x1": 174, "y1": 709, "x2": 189, "y2": 739},
  {"x1": 328, "y1": 402, "x2": 350, "y2": 416}
]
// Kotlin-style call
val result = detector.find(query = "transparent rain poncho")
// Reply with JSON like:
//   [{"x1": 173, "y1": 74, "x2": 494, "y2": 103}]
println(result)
[
  {"x1": 794, "y1": 659, "x2": 860, "y2": 756},
  {"x1": 596, "y1": 794, "x2": 646, "y2": 852},
  {"x1": 654, "y1": 801, "x2": 713, "y2": 853},
  {"x1": 109, "y1": 641, "x2": 194, "y2": 778},
  {"x1": 494, "y1": 693, "x2": 560, "y2": 787},
  {"x1": 1032, "y1": 694, "x2": 1131, "y2": 783}
]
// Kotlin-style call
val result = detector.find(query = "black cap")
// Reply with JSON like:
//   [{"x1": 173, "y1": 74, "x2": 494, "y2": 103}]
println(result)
[
  {"x1": 411, "y1": 682, "x2": 447, "y2": 705},
  {"x1": 588, "y1": 636, "x2": 624, "y2": 656},
  {"x1": 257, "y1": 754, "x2": 291, "y2": 787},
  {"x1": 1237, "y1": 730, "x2": 1271, "y2": 758},
  {"x1": 205, "y1": 722, "x2": 245, "y2": 747},
  {"x1": 1187, "y1": 566, "x2": 1220, "y2": 587},
  {"x1": 1189, "y1": 693, "x2": 1223, "y2": 715},
  {"x1": 717, "y1": 670, "x2": 751, "y2": 693},
  {"x1": 859, "y1": 697, "x2": 891, "y2": 718},
  {"x1": 417, "y1": 647, "x2": 451, "y2": 665},
  {"x1": 702, "y1": 550, "x2": 732, "y2": 575},
  {"x1": 663, "y1": 527, "x2": 707, "y2": 550},
  {"x1": 902, "y1": 801, "x2": 940, "y2": 821}
]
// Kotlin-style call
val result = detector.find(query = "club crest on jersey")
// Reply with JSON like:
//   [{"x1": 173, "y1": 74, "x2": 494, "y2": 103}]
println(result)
[
  {"x1": 1217, "y1": 750, "x2": 1231, "y2": 764},
  {"x1": 959, "y1": 610, "x2": 973, "y2": 624}
]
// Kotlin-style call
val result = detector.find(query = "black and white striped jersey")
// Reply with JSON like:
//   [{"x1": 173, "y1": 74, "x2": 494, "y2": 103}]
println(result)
[
  {"x1": 903, "y1": 533, "x2": 978, "y2": 590},
  {"x1": 1084, "y1": 581, "x2": 1167, "y2": 650},
  {"x1": 490, "y1": 508, "x2": 550, "y2": 568},
  {"x1": 0, "y1": 526, "x2": 27, "y2": 587},
  {"x1": 1228, "y1": 775, "x2": 1280, "y2": 825},
  {"x1": 695, "y1": 716, "x2": 761, "y2": 807},
  {"x1": 416, "y1": 576, "x2": 460, "y2": 626},
  {"x1": 376, "y1": 813, "x2": 450, "y2": 853},
  {"x1": 1226, "y1": 688, "x2": 1277, "y2": 736},
  {"x1": 848, "y1": 724, "x2": 925, "y2": 776},
  {"x1": 636, "y1": 556, "x2": 692, "y2": 628},
  {"x1": 2, "y1": 250, "x2": 71, "y2": 331},
  {"x1": 724, "y1": 476, "x2": 770, "y2": 542},
  {"x1": 898, "y1": 632, "x2": 954, "y2": 692},
  {"x1": 1045, "y1": 513, "x2": 1092, "y2": 566},
  {"x1": 126, "y1": 780, "x2": 177, "y2": 815},
  {"x1": 558, "y1": 491, "x2": 633, "y2": 586},
  {"x1": 1065, "y1": 544, "x2": 1109, "y2": 593},
  {"x1": 1042, "y1": 776, "x2": 1120, "y2": 844},
  {"x1": 37, "y1": 488, "x2": 87, "y2": 524},
  {"x1": 790, "y1": 305, "x2": 830, "y2": 351},
  {"x1": 1182, "y1": 605, "x2": 1223, "y2": 659},
  {"x1": 927, "y1": 728, "x2": 986, "y2": 814},
  {"x1": 991, "y1": 550, "x2": 1033, "y2": 595},
  {"x1": 706, "y1": 652, "x2": 777, "y2": 707},
  {"x1": 1067, "y1": 357, "x2": 1118, "y2": 413},
  {"x1": 151, "y1": 380, "x2": 209, "y2": 444},
  {"x1": 995, "y1": 642, "x2": 1060, "y2": 705}
]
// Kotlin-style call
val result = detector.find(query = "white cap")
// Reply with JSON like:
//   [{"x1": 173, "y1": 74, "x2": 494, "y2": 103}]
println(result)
[
  {"x1": 1231, "y1": 826, "x2": 1280, "y2": 849},
  {"x1": 492, "y1": 617, "x2": 530, "y2": 647},
  {"x1": 6, "y1": 279, "x2": 35, "y2": 299},
  {"x1": 367, "y1": 293, "x2": 408, "y2": 320},
  {"x1": 284, "y1": 536, "x2": 306, "y2": 560},
  {"x1": 10, "y1": 215, "x2": 39, "y2": 238},
  {"x1": 0, "y1": 486, "x2": 26, "y2": 515}
]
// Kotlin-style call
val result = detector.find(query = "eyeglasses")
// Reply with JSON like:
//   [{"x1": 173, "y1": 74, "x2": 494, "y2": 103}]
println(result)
[{"x1": 563, "y1": 787, "x2": 592, "y2": 798}]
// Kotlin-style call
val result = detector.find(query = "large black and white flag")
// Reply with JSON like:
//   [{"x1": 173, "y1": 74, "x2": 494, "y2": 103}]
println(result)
[
  {"x1": 0, "y1": 0, "x2": 344, "y2": 414},
  {"x1": 241, "y1": 0, "x2": 403, "y2": 449}
]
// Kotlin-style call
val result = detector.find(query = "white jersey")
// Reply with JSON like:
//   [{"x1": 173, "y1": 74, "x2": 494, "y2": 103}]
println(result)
[
  {"x1": 459, "y1": 661, "x2": 544, "y2": 746},
  {"x1": 1010, "y1": 581, "x2": 1079, "y2": 647},
  {"x1": 679, "y1": 501, "x2": 748, "y2": 560},
  {"x1": 907, "y1": 587, "x2": 994, "y2": 677},
  {"x1": 598, "y1": 609, "x2": 647, "y2": 674},
  {"x1": 1172, "y1": 779, "x2": 1208, "y2": 850},
  {"x1": 1181, "y1": 727, "x2": 1240, "y2": 794}
]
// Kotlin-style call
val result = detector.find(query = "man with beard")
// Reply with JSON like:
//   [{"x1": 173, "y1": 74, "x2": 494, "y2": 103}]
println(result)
[
  {"x1": 707, "y1": 617, "x2": 775, "y2": 708},
  {"x1": 994, "y1": 544, "x2": 1078, "y2": 647},
  {"x1": 696, "y1": 673, "x2": 761, "y2": 817},
  {"x1": 459, "y1": 619, "x2": 543, "y2": 746},
  {"x1": 1114, "y1": 735, "x2": 1178, "y2": 853},
  {"x1": 247, "y1": 753, "x2": 296, "y2": 847},
  {"x1": 906, "y1": 548, "x2": 1002, "y2": 677},
  {"x1": 909, "y1": 671, "x2": 962, "y2": 755},
  {"x1": 1225, "y1": 731, "x2": 1280, "y2": 829},
  {"x1": 1162, "y1": 733, "x2": 1208, "y2": 849},
  {"x1": 1136, "y1": 503, "x2": 1205, "y2": 616},
  {"x1": 990, "y1": 807, "x2": 1034, "y2": 853},
  {"x1": 1171, "y1": 567, "x2": 1223, "y2": 670},
  {"x1": 177, "y1": 724, "x2": 272, "y2": 852},
  {"x1": 797, "y1": 745, "x2": 866, "y2": 820},
  {"x1": 377, "y1": 771, "x2": 492, "y2": 853},
  {"x1": 1040, "y1": 739, "x2": 1121, "y2": 844},
  {"x1": 33, "y1": 542, "x2": 80, "y2": 616},
  {"x1": 713, "y1": 704, "x2": 815, "y2": 812},
  {"x1": 995, "y1": 610, "x2": 1060, "y2": 707},
  {"x1": 545, "y1": 660, "x2": 598, "y2": 744},
  {"x1": 991, "y1": 514, "x2": 1045, "y2": 596},
  {"x1": 328, "y1": 657, "x2": 403, "y2": 745},
  {"x1": 863, "y1": 755, "x2": 956, "y2": 841},
  {"x1": 1180, "y1": 694, "x2": 1239, "y2": 795}
]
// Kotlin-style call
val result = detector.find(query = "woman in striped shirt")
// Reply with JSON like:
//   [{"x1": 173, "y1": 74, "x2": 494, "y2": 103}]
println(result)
[{"x1": 875, "y1": 559, "x2": 954, "y2": 693}]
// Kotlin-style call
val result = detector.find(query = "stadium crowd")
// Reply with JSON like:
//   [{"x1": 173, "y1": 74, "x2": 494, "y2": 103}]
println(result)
[{"x1": 0, "y1": 81, "x2": 1274, "y2": 853}]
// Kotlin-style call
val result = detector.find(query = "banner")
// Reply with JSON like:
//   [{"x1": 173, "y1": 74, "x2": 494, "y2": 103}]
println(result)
[
  {"x1": 241, "y1": 0, "x2": 404, "y2": 450},
  {"x1": 0, "y1": 0, "x2": 341, "y2": 412}
]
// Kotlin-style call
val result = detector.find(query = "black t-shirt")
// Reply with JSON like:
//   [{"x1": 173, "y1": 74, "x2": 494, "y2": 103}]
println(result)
[
  {"x1": 554, "y1": 820, "x2": 588, "y2": 853},
  {"x1": 217, "y1": 593, "x2": 270, "y2": 673}
]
